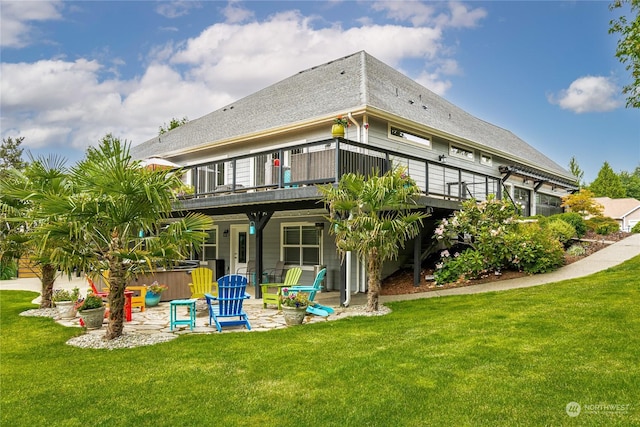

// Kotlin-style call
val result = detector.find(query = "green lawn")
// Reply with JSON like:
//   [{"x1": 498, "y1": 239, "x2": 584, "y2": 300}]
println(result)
[{"x1": 2, "y1": 257, "x2": 639, "y2": 426}]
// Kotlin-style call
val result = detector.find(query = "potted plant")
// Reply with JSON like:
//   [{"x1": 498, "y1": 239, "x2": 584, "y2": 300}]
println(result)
[
  {"x1": 77, "y1": 292, "x2": 106, "y2": 329},
  {"x1": 145, "y1": 281, "x2": 168, "y2": 307},
  {"x1": 279, "y1": 289, "x2": 310, "y2": 325},
  {"x1": 51, "y1": 287, "x2": 81, "y2": 319},
  {"x1": 331, "y1": 116, "x2": 348, "y2": 138}
]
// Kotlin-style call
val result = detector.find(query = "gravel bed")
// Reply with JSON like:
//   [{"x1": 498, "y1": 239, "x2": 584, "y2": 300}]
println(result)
[{"x1": 20, "y1": 304, "x2": 390, "y2": 350}]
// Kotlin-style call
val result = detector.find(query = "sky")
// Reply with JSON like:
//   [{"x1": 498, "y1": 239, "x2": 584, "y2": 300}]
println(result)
[{"x1": 1, "y1": 1, "x2": 638, "y2": 183}]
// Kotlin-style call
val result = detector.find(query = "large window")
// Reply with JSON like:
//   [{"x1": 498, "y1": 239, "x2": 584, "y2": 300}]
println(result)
[
  {"x1": 389, "y1": 125, "x2": 431, "y2": 148},
  {"x1": 282, "y1": 224, "x2": 321, "y2": 266},
  {"x1": 514, "y1": 187, "x2": 531, "y2": 217},
  {"x1": 536, "y1": 193, "x2": 563, "y2": 216}
]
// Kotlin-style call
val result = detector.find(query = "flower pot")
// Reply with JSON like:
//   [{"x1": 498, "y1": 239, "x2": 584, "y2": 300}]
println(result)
[
  {"x1": 79, "y1": 306, "x2": 106, "y2": 330},
  {"x1": 282, "y1": 306, "x2": 307, "y2": 325},
  {"x1": 56, "y1": 301, "x2": 77, "y2": 319},
  {"x1": 145, "y1": 292, "x2": 161, "y2": 307},
  {"x1": 331, "y1": 124, "x2": 345, "y2": 138}
]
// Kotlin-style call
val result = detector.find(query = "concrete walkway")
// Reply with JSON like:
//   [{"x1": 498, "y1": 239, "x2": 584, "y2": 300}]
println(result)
[{"x1": 2, "y1": 234, "x2": 638, "y2": 335}]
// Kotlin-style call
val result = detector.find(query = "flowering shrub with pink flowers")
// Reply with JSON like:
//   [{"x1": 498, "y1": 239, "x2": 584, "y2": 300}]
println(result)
[{"x1": 433, "y1": 195, "x2": 564, "y2": 285}]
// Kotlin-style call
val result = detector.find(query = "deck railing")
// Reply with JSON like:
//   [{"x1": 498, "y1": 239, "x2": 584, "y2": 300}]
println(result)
[{"x1": 181, "y1": 138, "x2": 501, "y2": 202}]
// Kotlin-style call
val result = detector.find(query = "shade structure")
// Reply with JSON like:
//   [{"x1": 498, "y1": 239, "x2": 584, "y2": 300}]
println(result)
[{"x1": 141, "y1": 157, "x2": 180, "y2": 170}]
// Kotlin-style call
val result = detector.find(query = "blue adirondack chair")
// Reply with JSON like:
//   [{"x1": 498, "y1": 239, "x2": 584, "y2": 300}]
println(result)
[
  {"x1": 285, "y1": 268, "x2": 334, "y2": 317},
  {"x1": 205, "y1": 274, "x2": 251, "y2": 332}
]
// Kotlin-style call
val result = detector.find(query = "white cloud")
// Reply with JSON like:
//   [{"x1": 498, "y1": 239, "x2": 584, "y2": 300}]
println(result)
[
  {"x1": 222, "y1": 0, "x2": 255, "y2": 24},
  {"x1": 372, "y1": 1, "x2": 486, "y2": 28},
  {"x1": 0, "y1": 0, "x2": 64, "y2": 48},
  {"x1": 155, "y1": 1, "x2": 202, "y2": 19},
  {"x1": 548, "y1": 76, "x2": 623, "y2": 113}
]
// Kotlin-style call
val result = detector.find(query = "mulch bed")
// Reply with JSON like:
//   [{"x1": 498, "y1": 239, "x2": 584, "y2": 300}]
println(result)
[{"x1": 380, "y1": 231, "x2": 632, "y2": 296}]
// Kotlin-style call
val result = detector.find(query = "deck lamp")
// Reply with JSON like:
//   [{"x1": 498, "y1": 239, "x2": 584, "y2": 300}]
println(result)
[{"x1": 249, "y1": 221, "x2": 256, "y2": 235}]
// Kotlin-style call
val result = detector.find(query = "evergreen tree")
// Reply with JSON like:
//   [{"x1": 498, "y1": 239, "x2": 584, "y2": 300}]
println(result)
[
  {"x1": 589, "y1": 161, "x2": 626, "y2": 198},
  {"x1": 568, "y1": 156, "x2": 584, "y2": 187},
  {"x1": 619, "y1": 166, "x2": 640, "y2": 199}
]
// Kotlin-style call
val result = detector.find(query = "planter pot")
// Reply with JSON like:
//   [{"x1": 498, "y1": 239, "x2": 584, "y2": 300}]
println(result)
[
  {"x1": 145, "y1": 292, "x2": 161, "y2": 307},
  {"x1": 56, "y1": 301, "x2": 77, "y2": 319},
  {"x1": 331, "y1": 124, "x2": 345, "y2": 138},
  {"x1": 282, "y1": 306, "x2": 307, "y2": 326},
  {"x1": 79, "y1": 306, "x2": 106, "y2": 330}
]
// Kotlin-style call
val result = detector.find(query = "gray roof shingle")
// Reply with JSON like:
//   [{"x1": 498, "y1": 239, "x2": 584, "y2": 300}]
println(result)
[{"x1": 132, "y1": 51, "x2": 573, "y2": 180}]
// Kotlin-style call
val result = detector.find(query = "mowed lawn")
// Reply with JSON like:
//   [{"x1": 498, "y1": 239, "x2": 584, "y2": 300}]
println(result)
[{"x1": 1, "y1": 256, "x2": 639, "y2": 426}]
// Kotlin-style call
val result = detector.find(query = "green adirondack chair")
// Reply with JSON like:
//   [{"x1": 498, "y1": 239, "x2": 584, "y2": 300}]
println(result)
[{"x1": 261, "y1": 267, "x2": 302, "y2": 309}]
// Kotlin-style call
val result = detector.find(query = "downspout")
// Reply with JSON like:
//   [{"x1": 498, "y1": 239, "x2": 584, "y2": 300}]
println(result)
[{"x1": 344, "y1": 251, "x2": 352, "y2": 306}]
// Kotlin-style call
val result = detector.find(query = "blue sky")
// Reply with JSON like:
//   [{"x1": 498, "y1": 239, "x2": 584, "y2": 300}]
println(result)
[{"x1": 1, "y1": 1, "x2": 638, "y2": 183}]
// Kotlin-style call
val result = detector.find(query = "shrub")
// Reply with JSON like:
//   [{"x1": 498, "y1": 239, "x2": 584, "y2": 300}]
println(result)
[
  {"x1": 566, "y1": 244, "x2": 586, "y2": 257},
  {"x1": 632, "y1": 222, "x2": 640, "y2": 234},
  {"x1": 505, "y1": 222, "x2": 565, "y2": 274},
  {"x1": 0, "y1": 260, "x2": 18, "y2": 280},
  {"x1": 77, "y1": 293, "x2": 104, "y2": 311},
  {"x1": 549, "y1": 212, "x2": 587, "y2": 237},
  {"x1": 434, "y1": 249, "x2": 486, "y2": 285},
  {"x1": 545, "y1": 219, "x2": 576, "y2": 246},
  {"x1": 586, "y1": 216, "x2": 620, "y2": 235},
  {"x1": 52, "y1": 287, "x2": 81, "y2": 303}
]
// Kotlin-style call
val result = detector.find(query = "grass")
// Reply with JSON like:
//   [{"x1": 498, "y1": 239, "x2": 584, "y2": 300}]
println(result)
[{"x1": 2, "y1": 256, "x2": 639, "y2": 426}]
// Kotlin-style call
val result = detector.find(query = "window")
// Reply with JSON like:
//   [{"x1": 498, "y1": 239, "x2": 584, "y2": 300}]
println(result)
[
  {"x1": 536, "y1": 193, "x2": 562, "y2": 216},
  {"x1": 514, "y1": 187, "x2": 531, "y2": 217},
  {"x1": 282, "y1": 224, "x2": 321, "y2": 266},
  {"x1": 449, "y1": 144, "x2": 474, "y2": 161},
  {"x1": 192, "y1": 228, "x2": 217, "y2": 261},
  {"x1": 480, "y1": 153, "x2": 492, "y2": 166},
  {"x1": 389, "y1": 125, "x2": 431, "y2": 148}
]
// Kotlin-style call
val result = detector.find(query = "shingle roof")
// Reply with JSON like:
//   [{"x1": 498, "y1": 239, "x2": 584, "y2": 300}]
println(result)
[
  {"x1": 593, "y1": 197, "x2": 640, "y2": 218},
  {"x1": 131, "y1": 51, "x2": 573, "y2": 180}
]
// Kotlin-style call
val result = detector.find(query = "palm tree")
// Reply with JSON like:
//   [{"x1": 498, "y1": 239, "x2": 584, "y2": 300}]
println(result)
[
  {"x1": 0, "y1": 156, "x2": 71, "y2": 308},
  {"x1": 28, "y1": 135, "x2": 213, "y2": 339},
  {"x1": 319, "y1": 167, "x2": 429, "y2": 311}
]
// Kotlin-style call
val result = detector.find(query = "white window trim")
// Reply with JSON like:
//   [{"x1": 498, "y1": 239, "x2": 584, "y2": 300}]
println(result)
[
  {"x1": 449, "y1": 143, "x2": 475, "y2": 162},
  {"x1": 280, "y1": 222, "x2": 323, "y2": 270},
  {"x1": 480, "y1": 153, "x2": 492, "y2": 166},
  {"x1": 388, "y1": 124, "x2": 432, "y2": 149},
  {"x1": 200, "y1": 225, "x2": 219, "y2": 261}
]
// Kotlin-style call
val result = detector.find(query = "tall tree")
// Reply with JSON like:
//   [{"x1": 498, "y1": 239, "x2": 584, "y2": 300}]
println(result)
[
  {"x1": 589, "y1": 161, "x2": 626, "y2": 198},
  {"x1": 619, "y1": 166, "x2": 640, "y2": 199},
  {"x1": 23, "y1": 135, "x2": 213, "y2": 339},
  {"x1": 159, "y1": 117, "x2": 189, "y2": 135},
  {"x1": 319, "y1": 168, "x2": 429, "y2": 311},
  {"x1": 0, "y1": 136, "x2": 26, "y2": 178},
  {"x1": 609, "y1": 0, "x2": 640, "y2": 108},
  {"x1": 568, "y1": 156, "x2": 585, "y2": 188}
]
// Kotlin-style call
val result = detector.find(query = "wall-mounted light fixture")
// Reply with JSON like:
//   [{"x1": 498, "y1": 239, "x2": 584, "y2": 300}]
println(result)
[
  {"x1": 249, "y1": 221, "x2": 256, "y2": 235},
  {"x1": 438, "y1": 154, "x2": 447, "y2": 163},
  {"x1": 223, "y1": 229, "x2": 229, "y2": 238}
]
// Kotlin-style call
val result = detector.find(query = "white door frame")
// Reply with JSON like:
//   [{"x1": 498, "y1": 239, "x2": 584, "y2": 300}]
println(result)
[{"x1": 229, "y1": 224, "x2": 250, "y2": 275}]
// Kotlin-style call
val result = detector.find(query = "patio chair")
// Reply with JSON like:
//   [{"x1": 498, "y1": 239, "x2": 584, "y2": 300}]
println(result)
[
  {"x1": 94, "y1": 271, "x2": 146, "y2": 313},
  {"x1": 205, "y1": 274, "x2": 251, "y2": 332},
  {"x1": 261, "y1": 267, "x2": 302, "y2": 309},
  {"x1": 285, "y1": 268, "x2": 334, "y2": 317},
  {"x1": 188, "y1": 267, "x2": 217, "y2": 299},
  {"x1": 265, "y1": 260, "x2": 286, "y2": 283}
]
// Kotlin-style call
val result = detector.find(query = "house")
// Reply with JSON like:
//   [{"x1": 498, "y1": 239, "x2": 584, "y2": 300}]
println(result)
[
  {"x1": 593, "y1": 197, "x2": 640, "y2": 232},
  {"x1": 131, "y1": 51, "x2": 577, "y2": 304}
]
